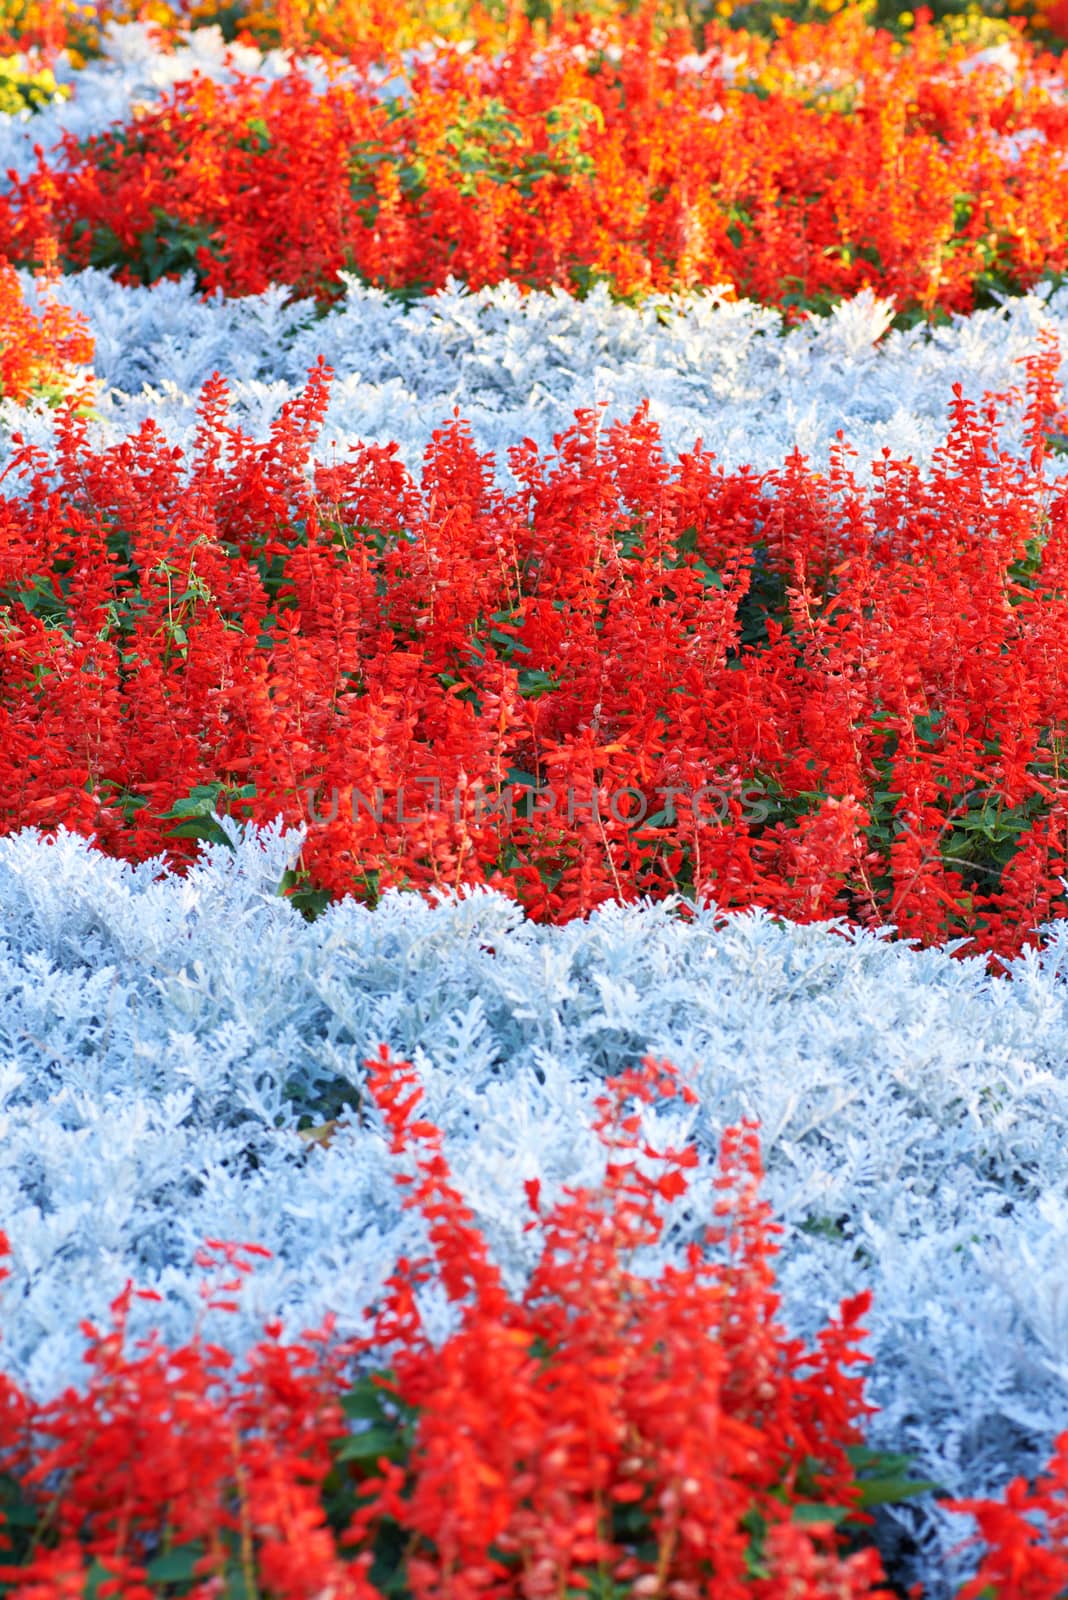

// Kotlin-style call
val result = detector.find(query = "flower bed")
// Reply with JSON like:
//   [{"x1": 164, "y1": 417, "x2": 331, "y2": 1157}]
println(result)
[
  {"x1": 8, "y1": 10, "x2": 1068, "y2": 315},
  {"x1": 3, "y1": 2, "x2": 1068, "y2": 1593},
  {"x1": 3, "y1": 341, "x2": 1068, "y2": 955},
  {"x1": 4, "y1": 824, "x2": 1068, "y2": 1593},
  {"x1": 5, "y1": 268, "x2": 1068, "y2": 481}
]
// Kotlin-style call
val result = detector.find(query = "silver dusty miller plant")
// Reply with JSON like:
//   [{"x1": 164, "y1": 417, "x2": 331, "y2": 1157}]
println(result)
[{"x1": 1, "y1": 823, "x2": 1068, "y2": 1589}]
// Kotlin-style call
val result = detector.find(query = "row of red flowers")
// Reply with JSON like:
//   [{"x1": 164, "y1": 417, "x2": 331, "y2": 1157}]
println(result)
[
  {"x1": 6, "y1": 7, "x2": 1068, "y2": 316},
  {"x1": 2, "y1": 339, "x2": 1068, "y2": 958},
  {"x1": 0, "y1": 1049, "x2": 1061, "y2": 1598}
]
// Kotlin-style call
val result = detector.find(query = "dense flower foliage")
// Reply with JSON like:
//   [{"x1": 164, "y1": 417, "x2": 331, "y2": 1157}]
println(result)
[
  {"x1": 2, "y1": 348, "x2": 1068, "y2": 956},
  {"x1": 0, "y1": 56, "x2": 65, "y2": 111},
  {"x1": 0, "y1": 0, "x2": 1053, "y2": 68},
  {"x1": 5, "y1": 0, "x2": 1068, "y2": 1590},
  {"x1": 8, "y1": 9, "x2": 1068, "y2": 316},
  {"x1": 0, "y1": 1053, "x2": 902, "y2": 1598},
  {"x1": 6, "y1": 823, "x2": 1068, "y2": 1593},
  {"x1": 0, "y1": 255, "x2": 91, "y2": 404}
]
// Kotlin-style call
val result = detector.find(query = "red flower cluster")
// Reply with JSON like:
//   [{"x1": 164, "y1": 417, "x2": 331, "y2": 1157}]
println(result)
[
  {"x1": 0, "y1": 254, "x2": 91, "y2": 405},
  {"x1": 0, "y1": 1054, "x2": 897, "y2": 1597},
  {"x1": 0, "y1": 0, "x2": 69, "y2": 61},
  {"x1": 0, "y1": 1253, "x2": 358, "y2": 1598},
  {"x1": 350, "y1": 1048, "x2": 890, "y2": 1600},
  {"x1": 2, "y1": 347, "x2": 1068, "y2": 956},
  {"x1": 954, "y1": 1434, "x2": 1068, "y2": 1599},
  {"x1": 5, "y1": 8, "x2": 1068, "y2": 316}
]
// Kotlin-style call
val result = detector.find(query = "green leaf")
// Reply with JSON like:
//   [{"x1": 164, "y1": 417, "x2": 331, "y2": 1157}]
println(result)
[
  {"x1": 843, "y1": 1444, "x2": 943, "y2": 1509},
  {"x1": 290, "y1": 885, "x2": 332, "y2": 920},
  {"x1": 83, "y1": 1562, "x2": 115, "y2": 1599},
  {"x1": 158, "y1": 783, "x2": 228, "y2": 819},
  {"x1": 792, "y1": 1502, "x2": 850, "y2": 1525},
  {"x1": 340, "y1": 1373, "x2": 395, "y2": 1422},
  {"x1": 855, "y1": 1474, "x2": 942, "y2": 1509},
  {"x1": 517, "y1": 668, "x2": 558, "y2": 699},
  {"x1": 335, "y1": 1424, "x2": 407, "y2": 1463},
  {"x1": 165, "y1": 818, "x2": 238, "y2": 847},
  {"x1": 146, "y1": 1545, "x2": 204, "y2": 1584}
]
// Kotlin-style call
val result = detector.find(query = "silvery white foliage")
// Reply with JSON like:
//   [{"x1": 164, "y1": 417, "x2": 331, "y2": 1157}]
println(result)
[
  {"x1": 6, "y1": 830, "x2": 1068, "y2": 1587},
  {"x1": 8, "y1": 270, "x2": 1068, "y2": 490},
  {"x1": 11, "y1": 267, "x2": 313, "y2": 391}
]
